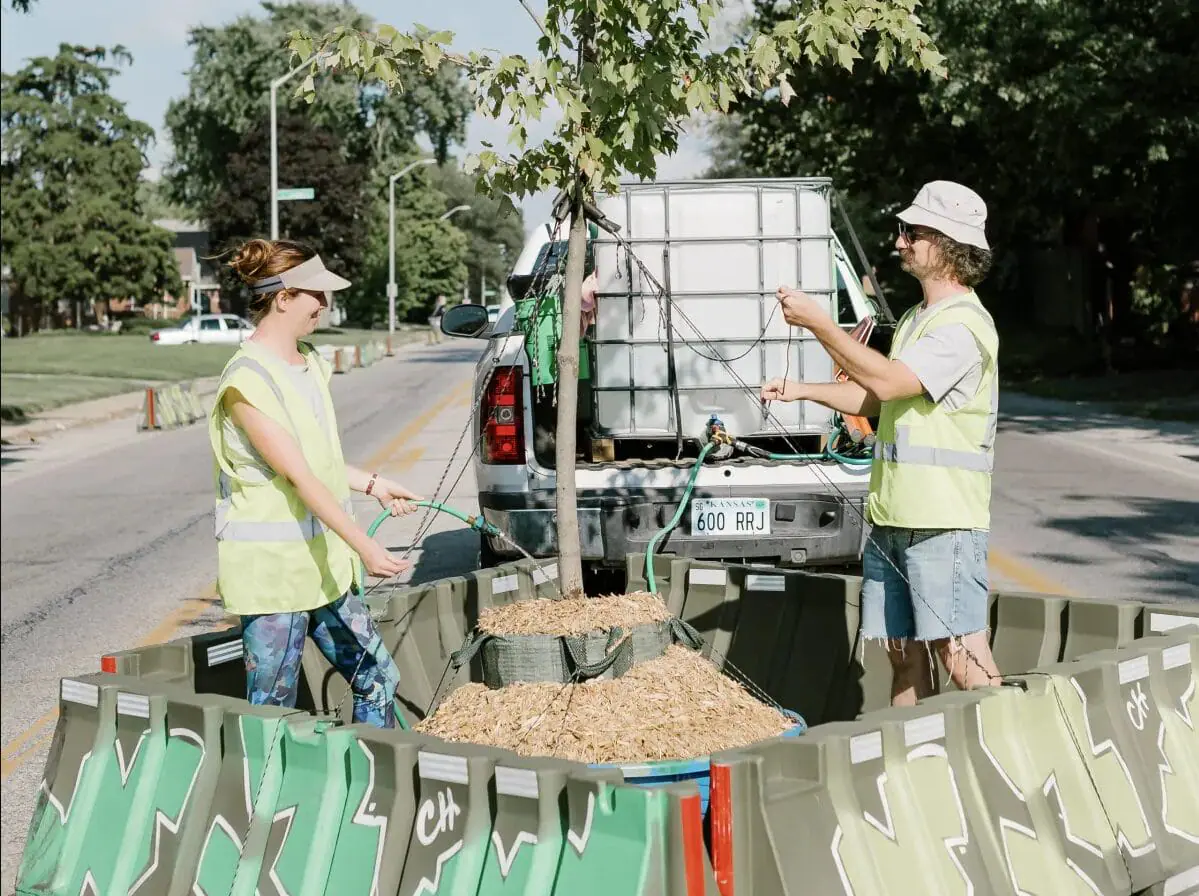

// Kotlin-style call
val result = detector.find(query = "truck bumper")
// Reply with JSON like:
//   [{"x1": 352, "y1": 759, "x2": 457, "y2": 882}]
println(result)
[{"x1": 478, "y1": 485, "x2": 869, "y2": 568}]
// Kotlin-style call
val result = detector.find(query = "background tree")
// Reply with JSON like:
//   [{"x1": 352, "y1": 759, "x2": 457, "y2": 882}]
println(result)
[
  {"x1": 203, "y1": 112, "x2": 368, "y2": 316},
  {"x1": 1, "y1": 45, "x2": 182, "y2": 334},
  {"x1": 427, "y1": 165, "x2": 526, "y2": 304},
  {"x1": 164, "y1": 1, "x2": 472, "y2": 212},
  {"x1": 350, "y1": 157, "x2": 470, "y2": 326},
  {"x1": 293, "y1": 0, "x2": 945, "y2": 594},
  {"x1": 714, "y1": 0, "x2": 1199, "y2": 367}
]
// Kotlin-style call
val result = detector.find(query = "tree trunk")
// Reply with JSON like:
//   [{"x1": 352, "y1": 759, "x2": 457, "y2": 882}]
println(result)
[{"x1": 554, "y1": 195, "x2": 588, "y2": 597}]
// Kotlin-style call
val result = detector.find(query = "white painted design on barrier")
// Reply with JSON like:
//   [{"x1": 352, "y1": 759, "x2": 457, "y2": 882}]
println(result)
[
  {"x1": 829, "y1": 826, "x2": 857, "y2": 896},
  {"x1": 1042, "y1": 776, "x2": 1107, "y2": 896},
  {"x1": 532, "y1": 563, "x2": 558, "y2": 585},
  {"x1": 351, "y1": 741, "x2": 388, "y2": 896},
  {"x1": 492, "y1": 575, "x2": 519, "y2": 595},
  {"x1": 411, "y1": 840, "x2": 464, "y2": 896},
  {"x1": 193, "y1": 816, "x2": 249, "y2": 896},
  {"x1": 1178, "y1": 680, "x2": 1195, "y2": 731},
  {"x1": 81, "y1": 871, "x2": 100, "y2": 895},
  {"x1": 1068, "y1": 677, "x2": 1157, "y2": 860},
  {"x1": 1126, "y1": 682, "x2": 1150, "y2": 732},
  {"x1": 908, "y1": 743, "x2": 974, "y2": 896},
  {"x1": 266, "y1": 806, "x2": 298, "y2": 896},
  {"x1": 416, "y1": 788, "x2": 461, "y2": 846},
  {"x1": 977, "y1": 703, "x2": 1106, "y2": 896},
  {"x1": 128, "y1": 728, "x2": 206, "y2": 895},
  {"x1": 567, "y1": 791, "x2": 595, "y2": 855},
  {"x1": 1156, "y1": 721, "x2": 1199, "y2": 846},
  {"x1": 492, "y1": 830, "x2": 539, "y2": 878},
  {"x1": 42, "y1": 751, "x2": 93, "y2": 823},
  {"x1": 115, "y1": 732, "x2": 149, "y2": 787},
  {"x1": 861, "y1": 773, "x2": 897, "y2": 843}
]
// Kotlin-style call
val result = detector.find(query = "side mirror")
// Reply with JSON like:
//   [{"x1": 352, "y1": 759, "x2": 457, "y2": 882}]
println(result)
[{"x1": 440, "y1": 303, "x2": 491, "y2": 339}]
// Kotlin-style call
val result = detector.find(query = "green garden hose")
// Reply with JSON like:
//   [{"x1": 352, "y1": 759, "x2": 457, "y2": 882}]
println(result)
[
  {"x1": 644, "y1": 441, "x2": 715, "y2": 594},
  {"x1": 359, "y1": 501, "x2": 503, "y2": 731}
]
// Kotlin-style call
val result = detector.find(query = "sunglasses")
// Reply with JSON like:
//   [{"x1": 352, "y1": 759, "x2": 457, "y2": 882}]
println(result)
[{"x1": 898, "y1": 221, "x2": 938, "y2": 243}]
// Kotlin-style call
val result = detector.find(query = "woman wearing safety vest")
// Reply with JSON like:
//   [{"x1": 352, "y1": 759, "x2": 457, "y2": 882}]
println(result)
[
  {"x1": 209, "y1": 238, "x2": 422, "y2": 728},
  {"x1": 761, "y1": 181, "x2": 1003, "y2": 707}
]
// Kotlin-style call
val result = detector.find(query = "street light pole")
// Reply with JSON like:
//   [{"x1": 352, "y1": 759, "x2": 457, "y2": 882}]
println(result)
[
  {"x1": 387, "y1": 158, "x2": 437, "y2": 340},
  {"x1": 439, "y1": 204, "x2": 471, "y2": 221},
  {"x1": 270, "y1": 54, "x2": 324, "y2": 240}
]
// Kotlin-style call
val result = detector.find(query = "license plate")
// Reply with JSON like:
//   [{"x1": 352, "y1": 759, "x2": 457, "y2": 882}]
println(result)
[{"x1": 690, "y1": 498, "x2": 771, "y2": 537}]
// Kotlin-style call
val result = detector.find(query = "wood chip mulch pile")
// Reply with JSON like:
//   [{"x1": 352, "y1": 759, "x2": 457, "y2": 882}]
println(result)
[{"x1": 416, "y1": 627, "x2": 795, "y2": 764}]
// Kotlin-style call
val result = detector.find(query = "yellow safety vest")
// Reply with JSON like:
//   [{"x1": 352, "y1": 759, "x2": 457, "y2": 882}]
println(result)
[
  {"x1": 207, "y1": 340, "x2": 358, "y2": 616},
  {"x1": 867, "y1": 292, "x2": 1000, "y2": 530}
]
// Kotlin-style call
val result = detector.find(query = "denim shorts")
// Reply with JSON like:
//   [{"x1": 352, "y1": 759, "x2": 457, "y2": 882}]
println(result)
[{"x1": 860, "y1": 526, "x2": 990, "y2": 641}]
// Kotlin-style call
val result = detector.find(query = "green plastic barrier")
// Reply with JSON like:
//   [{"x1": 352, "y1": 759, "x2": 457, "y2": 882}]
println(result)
[
  {"x1": 1063, "y1": 597, "x2": 1144, "y2": 661},
  {"x1": 18, "y1": 674, "x2": 231, "y2": 896}
]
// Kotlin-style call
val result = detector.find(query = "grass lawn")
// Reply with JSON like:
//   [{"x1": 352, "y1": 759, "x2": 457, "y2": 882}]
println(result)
[
  {"x1": 1007, "y1": 369, "x2": 1199, "y2": 423},
  {"x1": 0, "y1": 327, "x2": 418, "y2": 421}
]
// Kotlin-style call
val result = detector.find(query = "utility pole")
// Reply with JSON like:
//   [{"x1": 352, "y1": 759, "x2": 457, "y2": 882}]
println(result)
[
  {"x1": 270, "y1": 53, "x2": 324, "y2": 239},
  {"x1": 388, "y1": 158, "x2": 437, "y2": 338}
]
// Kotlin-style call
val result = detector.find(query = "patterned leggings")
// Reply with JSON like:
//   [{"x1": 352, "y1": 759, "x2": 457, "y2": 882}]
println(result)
[{"x1": 240, "y1": 592, "x2": 401, "y2": 728}]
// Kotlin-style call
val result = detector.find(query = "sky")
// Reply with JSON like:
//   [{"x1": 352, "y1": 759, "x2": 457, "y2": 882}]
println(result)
[{"x1": 0, "y1": 0, "x2": 716, "y2": 236}]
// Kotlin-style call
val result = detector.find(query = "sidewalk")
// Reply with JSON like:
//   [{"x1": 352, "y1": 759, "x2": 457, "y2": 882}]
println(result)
[{"x1": 0, "y1": 377, "x2": 220, "y2": 444}]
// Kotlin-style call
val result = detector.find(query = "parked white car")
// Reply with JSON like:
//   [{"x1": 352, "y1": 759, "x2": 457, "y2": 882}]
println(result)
[{"x1": 150, "y1": 314, "x2": 255, "y2": 345}]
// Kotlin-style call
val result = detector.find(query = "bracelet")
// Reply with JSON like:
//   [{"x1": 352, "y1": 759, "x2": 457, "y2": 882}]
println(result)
[{"x1": 365, "y1": 472, "x2": 379, "y2": 496}]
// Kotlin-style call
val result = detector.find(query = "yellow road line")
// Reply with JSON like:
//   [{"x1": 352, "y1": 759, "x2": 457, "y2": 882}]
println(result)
[
  {"x1": 1, "y1": 589, "x2": 218, "y2": 778},
  {"x1": 1, "y1": 376, "x2": 472, "y2": 779},
  {"x1": 989, "y1": 547, "x2": 1076, "y2": 596}
]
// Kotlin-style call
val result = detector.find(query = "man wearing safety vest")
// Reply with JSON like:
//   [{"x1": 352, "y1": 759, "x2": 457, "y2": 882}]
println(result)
[
  {"x1": 209, "y1": 238, "x2": 423, "y2": 727},
  {"x1": 761, "y1": 181, "x2": 1002, "y2": 705}
]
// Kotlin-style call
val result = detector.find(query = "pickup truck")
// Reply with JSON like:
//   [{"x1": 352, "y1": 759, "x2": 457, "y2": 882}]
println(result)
[{"x1": 441, "y1": 178, "x2": 891, "y2": 571}]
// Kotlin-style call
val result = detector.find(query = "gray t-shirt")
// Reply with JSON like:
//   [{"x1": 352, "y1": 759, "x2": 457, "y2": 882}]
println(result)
[{"x1": 895, "y1": 301, "x2": 989, "y2": 411}]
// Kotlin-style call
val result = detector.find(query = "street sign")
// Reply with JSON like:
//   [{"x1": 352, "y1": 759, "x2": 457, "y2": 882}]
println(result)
[{"x1": 278, "y1": 187, "x2": 315, "y2": 201}]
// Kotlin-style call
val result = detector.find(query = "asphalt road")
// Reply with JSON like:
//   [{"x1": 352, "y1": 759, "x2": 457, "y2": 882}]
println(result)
[{"x1": 1, "y1": 345, "x2": 1196, "y2": 889}]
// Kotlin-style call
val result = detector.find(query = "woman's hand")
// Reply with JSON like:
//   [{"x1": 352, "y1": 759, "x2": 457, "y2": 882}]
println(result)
[
  {"x1": 371, "y1": 477, "x2": 423, "y2": 516},
  {"x1": 359, "y1": 541, "x2": 412, "y2": 579}
]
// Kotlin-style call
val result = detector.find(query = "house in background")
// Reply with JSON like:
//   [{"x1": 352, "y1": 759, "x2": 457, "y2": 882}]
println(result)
[{"x1": 145, "y1": 219, "x2": 222, "y2": 319}]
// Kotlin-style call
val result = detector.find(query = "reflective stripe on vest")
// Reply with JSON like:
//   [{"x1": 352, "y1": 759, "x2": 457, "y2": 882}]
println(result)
[
  {"x1": 214, "y1": 355, "x2": 352, "y2": 542},
  {"x1": 875, "y1": 299, "x2": 998, "y2": 472}
]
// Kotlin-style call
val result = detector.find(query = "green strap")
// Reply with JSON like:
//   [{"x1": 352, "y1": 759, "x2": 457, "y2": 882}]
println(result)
[
  {"x1": 669, "y1": 617, "x2": 705, "y2": 651},
  {"x1": 564, "y1": 627, "x2": 633, "y2": 679},
  {"x1": 449, "y1": 630, "x2": 493, "y2": 671}
]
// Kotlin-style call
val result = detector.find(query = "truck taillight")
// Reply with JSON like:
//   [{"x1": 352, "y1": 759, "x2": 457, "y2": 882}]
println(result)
[{"x1": 482, "y1": 366, "x2": 524, "y2": 464}]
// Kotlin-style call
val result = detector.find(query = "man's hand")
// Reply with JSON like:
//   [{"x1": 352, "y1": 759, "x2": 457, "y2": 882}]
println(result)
[
  {"x1": 372, "y1": 478, "x2": 423, "y2": 516},
  {"x1": 776, "y1": 287, "x2": 831, "y2": 330},
  {"x1": 760, "y1": 378, "x2": 802, "y2": 403}
]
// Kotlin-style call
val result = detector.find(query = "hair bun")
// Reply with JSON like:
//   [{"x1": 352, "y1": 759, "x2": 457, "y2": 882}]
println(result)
[{"x1": 229, "y1": 239, "x2": 275, "y2": 284}]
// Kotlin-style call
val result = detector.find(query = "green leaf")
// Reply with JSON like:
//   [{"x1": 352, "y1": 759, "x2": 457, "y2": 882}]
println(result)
[{"x1": 837, "y1": 43, "x2": 861, "y2": 71}]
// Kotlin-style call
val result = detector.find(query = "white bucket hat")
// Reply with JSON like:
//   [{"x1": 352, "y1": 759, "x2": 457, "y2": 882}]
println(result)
[
  {"x1": 250, "y1": 255, "x2": 351, "y2": 297},
  {"x1": 897, "y1": 181, "x2": 990, "y2": 250}
]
